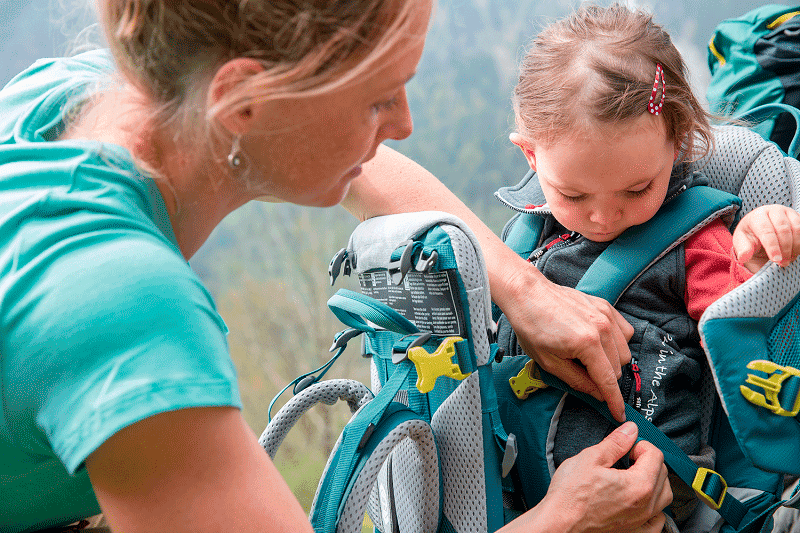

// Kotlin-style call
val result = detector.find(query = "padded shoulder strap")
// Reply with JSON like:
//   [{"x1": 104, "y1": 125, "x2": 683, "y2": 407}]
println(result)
[
  {"x1": 575, "y1": 186, "x2": 741, "y2": 305},
  {"x1": 503, "y1": 212, "x2": 546, "y2": 260}
]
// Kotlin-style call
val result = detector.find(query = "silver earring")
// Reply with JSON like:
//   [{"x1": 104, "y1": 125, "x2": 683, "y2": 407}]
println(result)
[{"x1": 227, "y1": 136, "x2": 242, "y2": 168}]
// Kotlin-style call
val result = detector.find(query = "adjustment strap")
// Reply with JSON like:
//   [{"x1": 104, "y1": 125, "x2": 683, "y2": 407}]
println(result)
[
  {"x1": 537, "y1": 370, "x2": 751, "y2": 529},
  {"x1": 328, "y1": 289, "x2": 419, "y2": 334}
]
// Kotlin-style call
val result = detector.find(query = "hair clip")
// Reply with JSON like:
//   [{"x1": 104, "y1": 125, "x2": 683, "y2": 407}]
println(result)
[{"x1": 648, "y1": 63, "x2": 665, "y2": 115}]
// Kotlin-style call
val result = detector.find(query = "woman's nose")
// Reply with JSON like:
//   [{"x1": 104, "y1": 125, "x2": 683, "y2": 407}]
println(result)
[{"x1": 383, "y1": 89, "x2": 413, "y2": 141}]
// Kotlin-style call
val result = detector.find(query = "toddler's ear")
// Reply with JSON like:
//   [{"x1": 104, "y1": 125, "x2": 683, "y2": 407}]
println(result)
[{"x1": 509, "y1": 133, "x2": 537, "y2": 171}]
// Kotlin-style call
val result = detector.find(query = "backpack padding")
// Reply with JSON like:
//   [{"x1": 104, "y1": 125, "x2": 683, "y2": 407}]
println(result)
[
  {"x1": 575, "y1": 186, "x2": 740, "y2": 305},
  {"x1": 337, "y1": 417, "x2": 440, "y2": 533},
  {"x1": 259, "y1": 379, "x2": 373, "y2": 459},
  {"x1": 697, "y1": 126, "x2": 799, "y2": 217}
]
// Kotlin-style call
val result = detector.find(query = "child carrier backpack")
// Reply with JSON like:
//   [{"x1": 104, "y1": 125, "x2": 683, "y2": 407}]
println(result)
[
  {"x1": 258, "y1": 124, "x2": 800, "y2": 533},
  {"x1": 707, "y1": 4, "x2": 800, "y2": 154},
  {"x1": 261, "y1": 212, "x2": 512, "y2": 533},
  {"x1": 493, "y1": 119, "x2": 800, "y2": 532}
]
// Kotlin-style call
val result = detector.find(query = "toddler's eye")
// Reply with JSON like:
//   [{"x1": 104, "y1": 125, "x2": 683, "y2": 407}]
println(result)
[
  {"x1": 561, "y1": 192, "x2": 586, "y2": 203},
  {"x1": 626, "y1": 181, "x2": 653, "y2": 198}
]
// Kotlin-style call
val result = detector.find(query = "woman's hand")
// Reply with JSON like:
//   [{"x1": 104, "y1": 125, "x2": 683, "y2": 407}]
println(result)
[
  {"x1": 501, "y1": 422, "x2": 672, "y2": 533},
  {"x1": 497, "y1": 263, "x2": 634, "y2": 422},
  {"x1": 352, "y1": 145, "x2": 633, "y2": 421},
  {"x1": 732, "y1": 204, "x2": 800, "y2": 273}
]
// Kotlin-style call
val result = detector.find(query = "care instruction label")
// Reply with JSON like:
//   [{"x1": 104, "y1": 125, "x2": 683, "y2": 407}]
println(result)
[{"x1": 358, "y1": 270, "x2": 465, "y2": 336}]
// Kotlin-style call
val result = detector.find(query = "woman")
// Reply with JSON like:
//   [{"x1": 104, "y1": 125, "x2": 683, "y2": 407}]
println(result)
[{"x1": 0, "y1": 1, "x2": 669, "y2": 532}]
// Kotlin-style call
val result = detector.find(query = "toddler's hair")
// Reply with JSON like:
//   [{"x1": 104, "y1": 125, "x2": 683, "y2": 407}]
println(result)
[{"x1": 513, "y1": 3, "x2": 713, "y2": 162}]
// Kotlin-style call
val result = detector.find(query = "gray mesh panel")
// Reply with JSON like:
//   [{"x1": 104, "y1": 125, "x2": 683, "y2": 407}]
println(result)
[
  {"x1": 259, "y1": 379, "x2": 373, "y2": 459},
  {"x1": 701, "y1": 261, "x2": 800, "y2": 321},
  {"x1": 738, "y1": 143, "x2": 792, "y2": 214},
  {"x1": 443, "y1": 226, "x2": 492, "y2": 365},
  {"x1": 697, "y1": 126, "x2": 767, "y2": 196},
  {"x1": 769, "y1": 302, "x2": 800, "y2": 369},
  {"x1": 367, "y1": 467, "x2": 386, "y2": 533},
  {"x1": 371, "y1": 359, "x2": 381, "y2": 393},
  {"x1": 338, "y1": 419, "x2": 439, "y2": 533},
  {"x1": 431, "y1": 373, "x2": 487, "y2": 533}
]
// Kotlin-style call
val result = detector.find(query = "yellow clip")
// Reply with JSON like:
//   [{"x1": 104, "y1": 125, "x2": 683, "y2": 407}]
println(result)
[
  {"x1": 407, "y1": 336, "x2": 469, "y2": 393},
  {"x1": 692, "y1": 468, "x2": 727, "y2": 511},
  {"x1": 740, "y1": 360, "x2": 800, "y2": 417},
  {"x1": 509, "y1": 360, "x2": 548, "y2": 400}
]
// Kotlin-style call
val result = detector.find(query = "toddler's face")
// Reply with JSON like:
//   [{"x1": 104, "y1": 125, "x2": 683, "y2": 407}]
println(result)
[{"x1": 529, "y1": 114, "x2": 677, "y2": 242}]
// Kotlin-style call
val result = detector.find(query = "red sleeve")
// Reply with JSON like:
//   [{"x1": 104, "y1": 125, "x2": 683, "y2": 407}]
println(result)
[{"x1": 684, "y1": 218, "x2": 753, "y2": 321}]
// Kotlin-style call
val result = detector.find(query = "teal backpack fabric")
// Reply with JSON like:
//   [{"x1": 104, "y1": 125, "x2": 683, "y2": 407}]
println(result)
[
  {"x1": 261, "y1": 212, "x2": 510, "y2": 533},
  {"x1": 707, "y1": 4, "x2": 800, "y2": 154}
]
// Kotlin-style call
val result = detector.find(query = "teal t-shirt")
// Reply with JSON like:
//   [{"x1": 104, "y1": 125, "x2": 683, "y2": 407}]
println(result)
[{"x1": 0, "y1": 51, "x2": 241, "y2": 532}]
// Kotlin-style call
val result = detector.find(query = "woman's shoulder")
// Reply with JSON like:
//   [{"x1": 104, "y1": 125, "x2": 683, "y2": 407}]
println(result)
[{"x1": 0, "y1": 49, "x2": 115, "y2": 144}]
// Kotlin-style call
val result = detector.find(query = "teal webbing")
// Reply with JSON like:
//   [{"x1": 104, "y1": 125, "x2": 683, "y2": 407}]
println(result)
[
  {"x1": 575, "y1": 186, "x2": 741, "y2": 304},
  {"x1": 736, "y1": 103, "x2": 800, "y2": 158},
  {"x1": 538, "y1": 371, "x2": 750, "y2": 529},
  {"x1": 328, "y1": 289, "x2": 419, "y2": 334},
  {"x1": 312, "y1": 360, "x2": 414, "y2": 532}
]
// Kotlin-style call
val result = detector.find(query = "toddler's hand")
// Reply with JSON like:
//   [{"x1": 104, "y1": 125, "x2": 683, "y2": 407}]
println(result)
[{"x1": 732, "y1": 205, "x2": 800, "y2": 273}]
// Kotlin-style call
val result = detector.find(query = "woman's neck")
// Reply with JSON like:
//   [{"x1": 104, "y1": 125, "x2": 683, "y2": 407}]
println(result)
[{"x1": 60, "y1": 86, "x2": 253, "y2": 260}]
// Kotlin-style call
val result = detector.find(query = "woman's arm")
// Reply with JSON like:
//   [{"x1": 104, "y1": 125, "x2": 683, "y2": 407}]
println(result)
[
  {"x1": 86, "y1": 407, "x2": 314, "y2": 533},
  {"x1": 344, "y1": 144, "x2": 633, "y2": 421},
  {"x1": 87, "y1": 410, "x2": 669, "y2": 533}
]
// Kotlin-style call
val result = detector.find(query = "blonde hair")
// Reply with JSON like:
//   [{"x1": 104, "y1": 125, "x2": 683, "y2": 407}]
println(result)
[
  {"x1": 513, "y1": 3, "x2": 713, "y2": 162},
  {"x1": 97, "y1": 0, "x2": 425, "y2": 173}
]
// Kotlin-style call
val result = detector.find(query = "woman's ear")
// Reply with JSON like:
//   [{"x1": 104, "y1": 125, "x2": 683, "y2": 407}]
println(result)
[
  {"x1": 208, "y1": 58, "x2": 265, "y2": 135},
  {"x1": 509, "y1": 132, "x2": 537, "y2": 171}
]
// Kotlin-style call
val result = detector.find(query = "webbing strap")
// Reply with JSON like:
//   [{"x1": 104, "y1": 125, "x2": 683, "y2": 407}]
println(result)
[
  {"x1": 328, "y1": 289, "x2": 418, "y2": 334},
  {"x1": 538, "y1": 371, "x2": 751, "y2": 529},
  {"x1": 575, "y1": 186, "x2": 741, "y2": 305},
  {"x1": 312, "y1": 361, "x2": 415, "y2": 532}
]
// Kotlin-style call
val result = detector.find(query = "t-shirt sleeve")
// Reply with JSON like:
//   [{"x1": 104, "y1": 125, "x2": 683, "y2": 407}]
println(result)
[
  {"x1": 4, "y1": 232, "x2": 240, "y2": 475},
  {"x1": 684, "y1": 218, "x2": 753, "y2": 321}
]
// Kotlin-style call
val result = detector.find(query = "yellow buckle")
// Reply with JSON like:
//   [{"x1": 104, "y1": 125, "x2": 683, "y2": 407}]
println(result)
[
  {"x1": 407, "y1": 336, "x2": 470, "y2": 393},
  {"x1": 509, "y1": 360, "x2": 548, "y2": 400},
  {"x1": 740, "y1": 360, "x2": 800, "y2": 417},
  {"x1": 692, "y1": 468, "x2": 727, "y2": 511}
]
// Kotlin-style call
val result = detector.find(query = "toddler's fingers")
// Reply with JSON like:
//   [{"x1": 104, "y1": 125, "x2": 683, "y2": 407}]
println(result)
[
  {"x1": 783, "y1": 208, "x2": 800, "y2": 266},
  {"x1": 757, "y1": 216, "x2": 784, "y2": 264},
  {"x1": 767, "y1": 207, "x2": 797, "y2": 265},
  {"x1": 731, "y1": 227, "x2": 758, "y2": 264}
]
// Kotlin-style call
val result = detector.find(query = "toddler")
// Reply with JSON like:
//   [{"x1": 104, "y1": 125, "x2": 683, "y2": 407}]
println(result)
[{"x1": 495, "y1": 3, "x2": 800, "y2": 526}]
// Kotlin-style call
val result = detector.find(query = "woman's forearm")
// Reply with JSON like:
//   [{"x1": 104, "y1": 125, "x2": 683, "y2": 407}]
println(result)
[{"x1": 344, "y1": 144, "x2": 548, "y2": 304}]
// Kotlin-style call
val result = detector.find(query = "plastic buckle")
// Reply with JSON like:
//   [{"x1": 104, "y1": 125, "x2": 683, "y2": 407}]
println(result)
[
  {"x1": 415, "y1": 250, "x2": 439, "y2": 273},
  {"x1": 388, "y1": 240, "x2": 416, "y2": 285},
  {"x1": 509, "y1": 360, "x2": 548, "y2": 400},
  {"x1": 501, "y1": 433, "x2": 518, "y2": 478},
  {"x1": 407, "y1": 336, "x2": 469, "y2": 393},
  {"x1": 692, "y1": 467, "x2": 727, "y2": 511},
  {"x1": 329, "y1": 328, "x2": 362, "y2": 352},
  {"x1": 740, "y1": 360, "x2": 800, "y2": 417},
  {"x1": 392, "y1": 332, "x2": 432, "y2": 364},
  {"x1": 329, "y1": 248, "x2": 350, "y2": 286}
]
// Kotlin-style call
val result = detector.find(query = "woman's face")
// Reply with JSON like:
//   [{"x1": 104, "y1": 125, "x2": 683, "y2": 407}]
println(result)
[{"x1": 244, "y1": 1, "x2": 432, "y2": 207}]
